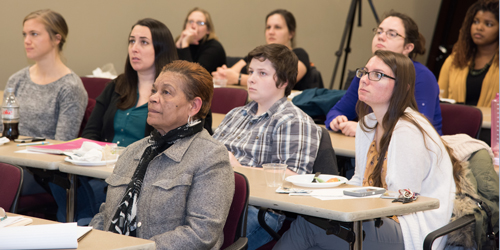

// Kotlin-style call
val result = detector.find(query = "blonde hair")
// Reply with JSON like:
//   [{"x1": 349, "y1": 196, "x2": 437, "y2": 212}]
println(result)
[
  {"x1": 178, "y1": 7, "x2": 218, "y2": 43},
  {"x1": 23, "y1": 9, "x2": 68, "y2": 52}
]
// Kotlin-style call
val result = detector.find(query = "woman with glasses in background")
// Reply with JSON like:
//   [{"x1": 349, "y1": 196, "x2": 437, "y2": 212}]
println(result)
[
  {"x1": 176, "y1": 7, "x2": 226, "y2": 74},
  {"x1": 275, "y1": 50, "x2": 460, "y2": 250},
  {"x1": 326, "y1": 11, "x2": 443, "y2": 137}
]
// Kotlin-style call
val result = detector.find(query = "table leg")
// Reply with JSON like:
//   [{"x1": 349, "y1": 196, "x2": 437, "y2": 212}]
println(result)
[
  {"x1": 352, "y1": 221, "x2": 363, "y2": 250},
  {"x1": 66, "y1": 174, "x2": 77, "y2": 222}
]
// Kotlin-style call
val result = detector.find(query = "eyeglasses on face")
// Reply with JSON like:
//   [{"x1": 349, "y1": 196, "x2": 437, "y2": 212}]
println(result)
[
  {"x1": 187, "y1": 20, "x2": 206, "y2": 26},
  {"x1": 356, "y1": 68, "x2": 396, "y2": 81},
  {"x1": 372, "y1": 28, "x2": 405, "y2": 39}
]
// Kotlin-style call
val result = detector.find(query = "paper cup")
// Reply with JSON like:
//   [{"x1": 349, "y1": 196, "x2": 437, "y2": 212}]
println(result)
[
  {"x1": 103, "y1": 145, "x2": 125, "y2": 167},
  {"x1": 262, "y1": 163, "x2": 287, "y2": 187},
  {"x1": 213, "y1": 78, "x2": 227, "y2": 87}
]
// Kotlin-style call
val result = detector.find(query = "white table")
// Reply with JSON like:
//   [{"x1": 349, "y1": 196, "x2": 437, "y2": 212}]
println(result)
[
  {"x1": 233, "y1": 167, "x2": 439, "y2": 250},
  {"x1": 57, "y1": 163, "x2": 439, "y2": 250}
]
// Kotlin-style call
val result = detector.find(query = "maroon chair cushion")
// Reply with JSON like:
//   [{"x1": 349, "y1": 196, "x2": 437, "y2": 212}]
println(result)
[
  {"x1": 0, "y1": 163, "x2": 23, "y2": 212},
  {"x1": 440, "y1": 103, "x2": 483, "y2": 138},
  {"x1": 80, "y1": 77, "x2": 111, "y2": 100},
  {"x1": 79, "y1": 98, "x2": 96, "y2": 137},
  {"x1": 211, "y1": 88, "x2": 248, "y2": 114},
  {"x1": 222, "y1": 172, "x2": 249, "y2": 249}
]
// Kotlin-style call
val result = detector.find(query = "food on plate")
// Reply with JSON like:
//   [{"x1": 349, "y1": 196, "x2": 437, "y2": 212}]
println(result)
[
  {"x1": 314, "y1": 177, "x2": 325, "y2": 183},
  {"x1": 314, "y1": 177, "x2": 342, "y2": 183},
  {"x1": 326, "y1": 177, "x2": 341, "y2": 183}
]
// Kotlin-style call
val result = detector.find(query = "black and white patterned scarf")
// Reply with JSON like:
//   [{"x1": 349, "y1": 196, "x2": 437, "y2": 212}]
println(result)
[{"x1": 108, "y1": 119, "x2": 204, "y2": 236}]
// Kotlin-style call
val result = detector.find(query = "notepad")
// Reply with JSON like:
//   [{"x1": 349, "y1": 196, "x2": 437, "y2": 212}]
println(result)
[
  {"x1": 0, "y1": 223, "x2": 79, "y2": 249},
  {"x1": 27, "y1": 138, "x2": 114, "y2": 154},
  {"x1": 0, "y1": 216, "x2": 33, "y2": 228}
]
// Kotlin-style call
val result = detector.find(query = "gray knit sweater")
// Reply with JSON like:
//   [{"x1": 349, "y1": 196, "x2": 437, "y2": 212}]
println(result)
[{"x1": 1, "y1": 67, "x2": 88, "y2": 140}]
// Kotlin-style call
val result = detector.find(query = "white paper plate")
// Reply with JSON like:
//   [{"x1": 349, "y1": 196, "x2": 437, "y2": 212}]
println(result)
[
  {"x1": 64, "y1": 157, "x2": 117, "y2": 166},
  {"x1": 285, "y1": 174, "x2": 347, "y2": 188}
]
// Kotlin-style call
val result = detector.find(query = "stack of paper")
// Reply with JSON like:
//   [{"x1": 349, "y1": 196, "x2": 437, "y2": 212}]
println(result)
[
  {"x1": 0, "y1": 223, "x2": 92, "y2": 249},
  {"x1": 27, "y1": 138, "x2": 114, "y2": 154},
  {"x1": 0, "y1": 216, "x2": 33, "y2": 227},
  {"x1": 289, "y1": 187, "x2": 385, "y2": 201}
]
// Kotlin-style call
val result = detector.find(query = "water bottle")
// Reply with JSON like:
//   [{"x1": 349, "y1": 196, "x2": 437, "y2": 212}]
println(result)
[
  {"x1": 491, "y1": 93, "x2": 499, "y2": 161},
  {"x1": 2, "y1": 88, "x2": 19, "y2": 140}
]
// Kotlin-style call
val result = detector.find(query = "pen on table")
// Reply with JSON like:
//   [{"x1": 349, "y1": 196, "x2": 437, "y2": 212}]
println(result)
[{"x1": 17, "y1": 142, "x2": 51, "y2": 146}]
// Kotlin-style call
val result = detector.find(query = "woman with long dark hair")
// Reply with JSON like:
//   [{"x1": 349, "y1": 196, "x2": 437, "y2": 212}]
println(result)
[
  {"x1": 275, "y1": 50, "x2": 461, "y2": 250},
  {"x1": 82, "y1": 18, "x2": 179, "y2": 146}
]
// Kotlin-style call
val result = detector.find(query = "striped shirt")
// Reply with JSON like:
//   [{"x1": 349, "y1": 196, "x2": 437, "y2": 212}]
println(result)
[{"x1": 213, "y1": 97, "x2": 321, "y2": 174}]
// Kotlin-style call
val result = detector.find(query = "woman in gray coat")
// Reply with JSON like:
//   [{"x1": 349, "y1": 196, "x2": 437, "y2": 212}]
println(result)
[{"x1": 89, "y1": 60, "x2": 234, "y2": 250}]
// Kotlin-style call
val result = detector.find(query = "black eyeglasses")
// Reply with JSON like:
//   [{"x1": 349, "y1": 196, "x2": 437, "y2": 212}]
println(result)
[
  {"x1": 356, "y1": 68, "x2": 396, "y2": 81},
  {"x1": 373, "y1": 28, "x2": 405, "y2": 39},
  {"x1": 187, "y1": 20, "x2": 206, "y2": 26}
]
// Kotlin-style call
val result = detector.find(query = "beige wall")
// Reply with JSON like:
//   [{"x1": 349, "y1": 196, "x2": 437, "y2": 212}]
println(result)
[{"x1": 0, "y1": 0, "x2": 440, "y2": 91}]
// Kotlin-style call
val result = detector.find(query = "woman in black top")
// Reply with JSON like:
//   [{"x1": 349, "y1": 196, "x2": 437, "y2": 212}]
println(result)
[
  {"x1": 176, "y1": 7, "x2": 226, "y2": 73},
  {"x1": 212, "y1": 9, "x2": 316, "y2": 90}
]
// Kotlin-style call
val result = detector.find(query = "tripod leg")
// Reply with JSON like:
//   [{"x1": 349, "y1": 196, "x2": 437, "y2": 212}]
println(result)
[
  {"x1": 340, "y1": 0, "x2": 359, "y2": 87},
  {"x1": 329, "y1": 0, "x2": 359, "y2": 90}
]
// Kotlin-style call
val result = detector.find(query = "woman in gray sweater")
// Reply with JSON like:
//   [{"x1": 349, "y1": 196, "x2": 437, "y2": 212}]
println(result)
[
  {"x1": 90, "y1": 60, "x2": 234, "y2": 249},
  {"x1": 2, "y1": 9, "x2": 87, "y2": 141}
]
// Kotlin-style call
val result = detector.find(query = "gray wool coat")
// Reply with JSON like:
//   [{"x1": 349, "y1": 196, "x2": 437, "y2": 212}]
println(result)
[{"x1": 89, "y1": 130, "x2": 234, "y2": 250}]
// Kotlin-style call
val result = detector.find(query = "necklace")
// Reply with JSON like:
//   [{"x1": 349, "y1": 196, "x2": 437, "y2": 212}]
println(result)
[{"x1": 470, "y1": 55, "x2": 494, "y2": 76}]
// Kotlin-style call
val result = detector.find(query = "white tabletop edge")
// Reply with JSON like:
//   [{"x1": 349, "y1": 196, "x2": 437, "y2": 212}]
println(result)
[{"x1": 249, "y1": 196, "x2": 440, "y2": 222}]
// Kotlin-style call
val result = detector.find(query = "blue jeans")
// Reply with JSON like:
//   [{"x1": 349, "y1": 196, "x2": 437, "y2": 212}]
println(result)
[
  {"x1": 274, "y1": 215, "x2": 405, "y2": 250},
  {"x1": 49, "y1": 177, "x2": 107, "y2": 225},
  {"x1": 246, "y1": 205, "x2": 286, "y2": 250}
]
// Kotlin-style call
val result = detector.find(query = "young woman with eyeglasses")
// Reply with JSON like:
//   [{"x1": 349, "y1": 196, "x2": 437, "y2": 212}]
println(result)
[
  {"x1": 325, "y1": 11, "x2": 443, "y2": 137},
  {"x1": 176, "y1": 7, "x2": 226, "y2": 74},
  {"x1": 439, "y1": 0, "x2": 498, "y2": 107},
  {"x1": 212, "y1": 9, "x2": 318, "y2": 90},
  {"x1": 275, "y1": 50, "x2": 461, "y2": 250}
]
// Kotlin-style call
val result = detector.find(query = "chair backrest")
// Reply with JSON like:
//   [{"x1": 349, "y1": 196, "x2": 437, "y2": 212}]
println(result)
[
  {"x1": 79, "y1": 98, "x2": 96, "y2": 137},
  {"x1": 80, "y1": 77, "x2": 111, "y2": 99},
  {"x1": 0, "y1": 163, "x2": 23, "y2": 212},
  {"x1": 440, "y1": 103, "x2": 482, "y2": 139},
  {"x1": 222, "y1": 172, "x2": 249, "y2": 249},
  {"x1": 212, "y1": 88, "x2": 248, "y2": 114},
  {"x1": 311, "y1": 127, "x2": 339, "y2": 175},
  {"x1": 310, "y1": 66, "x2": 324, "y2": 89}
]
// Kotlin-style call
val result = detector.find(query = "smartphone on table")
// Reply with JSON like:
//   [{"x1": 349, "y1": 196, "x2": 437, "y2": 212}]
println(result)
[
  {"x1": 14, "y1": 137, "x2": 46, "y2": 143},
  {"x1": 343, "y1": 187, "x2": 386, "y2": 197}
]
